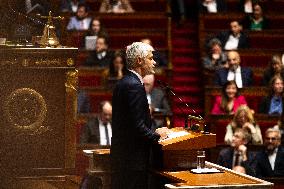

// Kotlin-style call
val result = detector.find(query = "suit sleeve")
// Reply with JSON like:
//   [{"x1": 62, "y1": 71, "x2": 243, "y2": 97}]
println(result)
[{"x1": 128, "y1": 84, "x2": 160, "y2": 143}]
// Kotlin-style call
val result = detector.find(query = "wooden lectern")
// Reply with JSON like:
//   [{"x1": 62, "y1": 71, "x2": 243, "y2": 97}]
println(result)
[
  {"x1": 0, "y1": 47, "x2": 78, "y2": 186},
  {"x1": 156, "y1": 128, "x2": 216, "y2": 170}
]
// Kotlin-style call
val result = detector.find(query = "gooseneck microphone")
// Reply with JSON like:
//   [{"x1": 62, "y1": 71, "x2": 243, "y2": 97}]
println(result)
[{"x1": 157, "y1": 80, "x2": 208, "y2": 133}]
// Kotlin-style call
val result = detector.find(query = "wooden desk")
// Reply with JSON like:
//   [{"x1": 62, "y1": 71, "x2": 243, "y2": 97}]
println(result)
[{"x1": 164, "y1": 162, "x2": 273, "y2": 189}]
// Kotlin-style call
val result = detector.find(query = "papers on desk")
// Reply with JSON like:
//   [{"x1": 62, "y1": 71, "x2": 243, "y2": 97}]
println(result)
[
  {"x1": 190, "y1": 168, "x2": 222, "y2": 174},
  {"x1": 159, "y1": 130, "x2": 189, "y2": 142}
]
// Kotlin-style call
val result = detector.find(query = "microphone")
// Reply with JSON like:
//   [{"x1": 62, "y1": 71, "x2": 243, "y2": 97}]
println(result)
[{"x1": 157, "y1": 80, "x2": 208, "y2": 133}]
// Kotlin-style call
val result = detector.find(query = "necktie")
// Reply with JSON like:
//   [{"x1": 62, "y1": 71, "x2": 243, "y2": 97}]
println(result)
[
  {"x1": 25, "y1": 0, "x2": 32, "y2": 13},
  {"x1": 234, "y1": 152, "x2": 240, "y2": 167},
  {"x1": 104, "y1": 123, "x2": 110, "y2": 145}
]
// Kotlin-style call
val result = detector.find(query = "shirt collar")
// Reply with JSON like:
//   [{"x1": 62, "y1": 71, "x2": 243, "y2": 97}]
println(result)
[{"x1": 129, "y1": 69, "x2": 144, "y2": 85}]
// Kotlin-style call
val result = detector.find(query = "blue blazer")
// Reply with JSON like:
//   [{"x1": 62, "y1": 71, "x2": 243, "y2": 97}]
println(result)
[
  {"x1": 214, "y1": 67, "x2": 253, "y2": 87},
  {"x1": 111, "y1": 70, "x2": 160, "y2": 171}
]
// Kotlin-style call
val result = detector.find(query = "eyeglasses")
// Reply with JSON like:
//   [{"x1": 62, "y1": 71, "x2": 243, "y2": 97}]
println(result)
[{"x1": 265, "y1": 137, "x2": 279, "y2": 141}]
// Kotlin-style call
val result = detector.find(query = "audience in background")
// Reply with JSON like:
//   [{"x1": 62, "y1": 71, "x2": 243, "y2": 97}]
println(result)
[
  {"x1": 108, "y1": 50, "x2": 127, "y2": 80},
  {"x1": 84, "y1": 36, "x2": 114, "y2": 67},
  {"x1": 66, "y1": 3, "x2": 91, "y2": 31},
  {"x1": 215, "y1": 50, "x2": 253, "y2": 88},
  {"x1": 77, "y1": 90, "x2": 91, "y2": 113},
  {"x1": 198, "y1": 0, "x2": 227, "y2": 13},
  {"x1": 140, "y1": 38, "x2": 168, "y2": 66},
  {"x1": 216, "y1": 20, "x2": 249, "y2": 50},
  {"x1": 80, "y1": 101, "x2": 112, "y2": 145},
  {"x1": 83, "y1": 17, "x2": 109, "y2": 50},
  {"x1": 273, "y1": 116, "x2": 284, "y2": 145},
  {"x1": 99, "y1": 0, "x2": 134, "y2": 13},
  {"x1": 242, "y1": 2, "x2": 269, "y2": 31},
  {"x1": 238, "y1": 0, "x2": 254, "y2": 13},
  {"x1": 262, "y1": 54, "x2": 284, "y2": 86},
  {"x1": 61, "y1": 0, "x2": 85, "y2": 13},
  {"x1": 217, "y1": 128, "x2": 257, "y2": 176},
  {"x1": 143, "y1": 74, "x2": 172, "y2": 128},
  {"x1": 203, "y1": 38, "x2": 227, "y2": 71},
  {"x1": 255, "y1": 128, "x2": 284, "y2": 178},
  {"x1": 211, "y1": 80, "x2": 247, "y2": 115},
  {"x1": 259, "y1": 75, "x2": 284, "y2": 115},
  {"x1": 225, "y1": 105, "x2": 263, "y2": 145}
]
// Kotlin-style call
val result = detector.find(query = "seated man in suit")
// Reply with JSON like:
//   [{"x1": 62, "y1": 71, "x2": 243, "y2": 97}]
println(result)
[
  {"x1": 217, "y1": 128, "x2": 257, "y2": 176},
  {"x1": 256, "y1": 128, "x2": 284, "y2": 178},
  {"x1": 216, "y1": 20, "x2": 249, "y2": 50},
  {"x1": 66, "y1": 3, "x2": 92, "y2": 31},
  {"x1": 143, "y1": 74, "x2": 171, "y2": 128},
  {"x1": 215, "y1": 50, "x2": 253, "y2": 88},
  {"x1": 80, "y1": 101, "x2": 112, "y2": 145},
  {"x1": 84, "y1": 36, "x2": 114, "y2": 67}
]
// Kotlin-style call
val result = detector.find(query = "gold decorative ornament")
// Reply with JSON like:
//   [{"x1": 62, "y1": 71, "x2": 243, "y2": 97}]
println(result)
[
  {"x1": 4, "y1": 88, "x2": 47, "y2": 133},
  {"x1": 38, "y1": 11, "x2": 63, "y2": 47},
  {"x1": 67, "y1": 58, "x2": 74, "y2": 66},
  {"x1": 65, "y1": 70, "x2": 78, "y2": 91}
]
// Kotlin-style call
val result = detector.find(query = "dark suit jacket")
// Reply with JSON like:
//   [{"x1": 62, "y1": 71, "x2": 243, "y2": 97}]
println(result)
[
  {"x1": 198, "y1": 0, "x2": 227, "y2": 13},
  {"x1": 256, "y1": 146, "x2": 284, "y2": 178},
  {"x1": 217, "y1": 147, "x2": 257, "y2": 176},
  {"x1": 217, "y1": 31, "x2": 250, "y2": 49},
  {"x1": 84, "y1": 50, "x2": 114, "y2": 67},
  {"x1": 111, "y1": 70, "x2": 160, "y2": 171},
  {"x1": 80, "y1": 117, "x2": 101, "y2": 144},
  {"x1": 214, "y1": 67, "x2": 253, "y2": 87},
  {"x1": 258, "y1": 96, "x2": 284, "y2": 115}
]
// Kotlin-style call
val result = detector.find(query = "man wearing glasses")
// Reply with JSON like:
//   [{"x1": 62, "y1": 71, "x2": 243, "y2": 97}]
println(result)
[{"x1": 255, "y1": 128, "x2": 284, "y2": 178}]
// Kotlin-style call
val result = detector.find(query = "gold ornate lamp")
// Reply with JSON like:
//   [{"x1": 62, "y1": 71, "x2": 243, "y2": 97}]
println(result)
[{"x1": 39, "y1": 11, "x2": 63, "y2": 47}]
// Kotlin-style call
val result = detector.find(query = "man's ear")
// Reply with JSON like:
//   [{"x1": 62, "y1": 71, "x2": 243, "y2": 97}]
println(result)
[{"x1": 137, "y1": 57, "x2": 143, "y2": 65}]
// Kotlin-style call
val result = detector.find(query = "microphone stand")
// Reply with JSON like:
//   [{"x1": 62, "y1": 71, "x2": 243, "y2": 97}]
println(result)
[{"x1": 157, "y1": 80, "x2": 209, "y2": 134}]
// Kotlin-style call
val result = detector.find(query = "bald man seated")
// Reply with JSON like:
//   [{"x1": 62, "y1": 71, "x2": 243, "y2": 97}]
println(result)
[
  {"x1": 143, "y1": 74, "x2": 171, "y2": 128},
  {"x1": 214, "y1": 50, "x2": 253, "y2": 88}
]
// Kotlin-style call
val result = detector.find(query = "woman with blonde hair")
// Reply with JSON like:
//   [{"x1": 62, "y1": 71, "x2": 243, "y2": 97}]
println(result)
[{"x1": 225, "y1": 105, "x2": 263, "y2": 145}]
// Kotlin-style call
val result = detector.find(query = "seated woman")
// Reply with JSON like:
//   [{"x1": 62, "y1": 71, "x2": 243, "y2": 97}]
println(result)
[
  {"x1": 83, "y1": 17, "x2": 109, "y2": 50},
  {"x1": 108, "y1": 50, "x2": 127, "y2": 80},
  {"x1": 203, "y1": 38, "x2": 227, "y2": 71},
  {"x1": 262, "y1": 54, "x2": 284, "y2": 86},
  {"x1": 225, "y1": 105, "x2": 263, "y2": 145},
  {"x1": 211, "y1": 80, "x2": 247, "y2": 114},
  {"x1": 242, "y1": 2, "x2": 269, "y2": 31},
  {"x1": 99, "y1": 0, "x2": 134, "y2": 13},
  {"x1": 259, "y1": 75, "x2": 284, "y2": 115}
]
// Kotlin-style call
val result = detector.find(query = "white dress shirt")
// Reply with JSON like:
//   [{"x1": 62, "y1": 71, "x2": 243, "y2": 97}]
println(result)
[
  {"x1": 203, "y1": 1, "x2": 217, "y2": 13},
  {"x1": 268, "y1": 148, "x2": 278, "y2": 170},
  {"x1": 224, "y1": 34, "x2": 240, "y2": 50},
  {"x1": 99, "y1": 120, "x2": 112, "y2": 145},
  {"x1": 227, "y1": 66, "x2": 243, "y2": 88}
]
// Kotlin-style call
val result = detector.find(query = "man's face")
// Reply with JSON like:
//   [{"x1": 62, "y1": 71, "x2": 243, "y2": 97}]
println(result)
[
  {"x1": 231, "y1": 131, "x2": 246, "y2": 148},
  {"x1": 140, "y1": 51, "x2": 156, "y2": 77},
  {"x1": 92, "y1": 20, "x2": 101, "y2": 33},
  {"x1": 95, "y1": 38, "x2": 107, "y2": 53},
  {"x1": 230, "y1": 21, "x2": 242, "y2": 36},
  {"x1": 227, "y1": 51, "x2": 240, "y2": 71},
  {"x1": 101, "y1": 104, "x2": 112, "y2": 124},
  {"x1": 143, "y1": 75, "x2": 154, "y2": 94},
  {"x1": 264, "y1": 131, "x2": 281, "y2": 152},
  {"x1": 77, "y1": 6, "x2": 87, "y2": 19},
  {"x1": 272, "y1": 61, "x2": 282, "y2": 73}
]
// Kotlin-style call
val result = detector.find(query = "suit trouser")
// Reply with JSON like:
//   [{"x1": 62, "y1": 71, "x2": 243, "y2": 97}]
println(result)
[{"x1": 111, "y1": 170, "x2": 148, "y2": 189}]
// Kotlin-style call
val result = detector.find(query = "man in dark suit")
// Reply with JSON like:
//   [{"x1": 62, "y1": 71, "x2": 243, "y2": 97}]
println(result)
[
  {"x1": 216, "y1": 20, "x2": 249, "y2": 50},
  {"x1": 80, "y1": 101, "x2": 112, "y2": 145},
  {"x1": 256, "y1": 128, "x2": 284, "y2": 178},
  {"x1": 215, "y1": 50, "x2": 253, "y2": 88},
  {"x1": 111, "y1": 42, "x2": 169, "y2": 189},
  {"x1": 84, "y1": 36, "x2": 114, "y2": 67},
  {"x1": 217, "y1": 128, "x2": 257, "y2": 176},
  {"x1": 143, "y1": 74, "x2": 171, "y2": 128}
]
